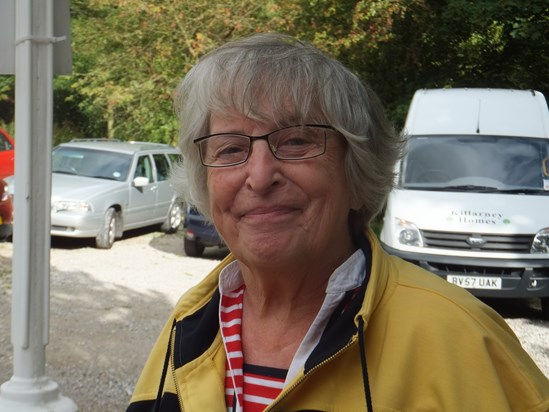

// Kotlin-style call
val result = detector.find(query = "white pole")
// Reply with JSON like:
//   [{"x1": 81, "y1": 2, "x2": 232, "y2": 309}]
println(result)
[{"x1": 0, "y1": 0, "x2": 76, "y2": 410}]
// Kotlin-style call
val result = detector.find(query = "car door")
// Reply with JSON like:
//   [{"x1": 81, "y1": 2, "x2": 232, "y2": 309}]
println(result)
[
  {"x1": 152, "y1": 153, "x2": 174, "y2": 220},
  {"x1": 126, "y1": 154, "x2": 158, "y2": 226},
  {"x1": 0, "y1": 129, "x2": 15, "y2": 179}
]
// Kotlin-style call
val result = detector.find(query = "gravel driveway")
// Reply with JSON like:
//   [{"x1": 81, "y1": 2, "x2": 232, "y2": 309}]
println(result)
[{"x1": 0, "y1": 228, "x2": 548, "y2": 411}]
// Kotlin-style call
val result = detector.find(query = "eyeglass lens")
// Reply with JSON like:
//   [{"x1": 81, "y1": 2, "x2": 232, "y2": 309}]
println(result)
[{"x1": 198, "y1": 126, "x2": 327, "y2": 167}]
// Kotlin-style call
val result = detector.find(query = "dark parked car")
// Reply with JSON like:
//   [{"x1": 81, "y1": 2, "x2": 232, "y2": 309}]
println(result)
[
  {"x1": 0, "y1": 179, "x2": 13, "y2": 240},
  {"x1": 183, "y1": 205, "x2": 225, "y2": 257}
]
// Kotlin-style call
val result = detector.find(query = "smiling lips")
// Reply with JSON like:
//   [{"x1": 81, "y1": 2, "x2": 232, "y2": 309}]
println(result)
[{"x1": 238, "y1": 205, "x2": 301, "y2": 222}]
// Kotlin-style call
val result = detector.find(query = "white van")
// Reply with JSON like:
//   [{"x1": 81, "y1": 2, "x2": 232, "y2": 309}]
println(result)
[{"x1": 380, "y1": 88, "x2": 549, "y2": 318}]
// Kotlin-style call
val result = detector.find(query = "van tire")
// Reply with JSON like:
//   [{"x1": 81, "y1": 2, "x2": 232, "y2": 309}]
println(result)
[
  {"x1": 184, "y1": 238, "x2": 204, "y2": 257},
  {"x1": 96, "y1": 208, "x2": 117, "y2": 249}
]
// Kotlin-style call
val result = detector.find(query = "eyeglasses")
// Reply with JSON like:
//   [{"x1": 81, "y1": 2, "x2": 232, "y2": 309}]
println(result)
[{"x1": 193, "y1": 124, "x2": 335, "y2": 167}]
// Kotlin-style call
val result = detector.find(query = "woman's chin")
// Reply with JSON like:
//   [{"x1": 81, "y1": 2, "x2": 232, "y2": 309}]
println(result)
[{"x1": 231, "y1": 232, "x2": 301, "y2": 267}]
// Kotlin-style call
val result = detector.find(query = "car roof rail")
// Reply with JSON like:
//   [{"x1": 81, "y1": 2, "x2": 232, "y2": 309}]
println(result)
[
  {"x1": 70, "y1": 138, "x2": 121, "y2": 142},
  {"x1": 127, "y1": 140, "x2": 171, "y2": 146}
]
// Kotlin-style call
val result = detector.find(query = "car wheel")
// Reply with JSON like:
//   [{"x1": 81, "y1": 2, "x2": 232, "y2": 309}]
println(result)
[
  {"x1": 541, "y1": 298, "x2": 549, "y2": 321},
  {"x1": 161, "y1": 202, "x2": 182, "y2": 234},
  {"x1": 184, "y1": 237, "x2": 205, "y2": 257},
  {"x1": 96, "y1": 208, "x2": 117, "y2": 249}
]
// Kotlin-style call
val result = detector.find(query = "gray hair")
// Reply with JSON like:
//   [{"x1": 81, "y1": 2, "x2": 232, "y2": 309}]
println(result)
[{"x1": 172, "y1": 33, "x2": 404, "y2": 231}]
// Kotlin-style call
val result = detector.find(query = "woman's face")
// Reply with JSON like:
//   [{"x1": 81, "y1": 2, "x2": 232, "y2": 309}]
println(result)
[{"x1": 206, "y1": 111, "x2": 357, "y2": 271}]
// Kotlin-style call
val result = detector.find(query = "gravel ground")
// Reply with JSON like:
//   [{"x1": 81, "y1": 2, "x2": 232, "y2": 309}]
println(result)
[{"x1": 0, "y1": 228, "x2": 548, "y2": 411}]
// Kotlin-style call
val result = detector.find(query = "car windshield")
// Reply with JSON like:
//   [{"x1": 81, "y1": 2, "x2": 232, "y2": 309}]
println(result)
[
  {"x1": 52, "y1": 147, "x2": 132, "y2": 181},
  {"x1": 400, "y1": 135, "x2": 549, "y2": 193}
]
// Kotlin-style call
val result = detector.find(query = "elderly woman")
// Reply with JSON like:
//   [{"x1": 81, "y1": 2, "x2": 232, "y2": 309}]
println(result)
[{"x1": 128, "y1": 34, "x2": 549, "y2": 412}]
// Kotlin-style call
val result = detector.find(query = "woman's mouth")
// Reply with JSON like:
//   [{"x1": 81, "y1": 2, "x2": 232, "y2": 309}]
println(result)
[{"x1": 239, "y1": 205, "x2": 300, "y2": 223}]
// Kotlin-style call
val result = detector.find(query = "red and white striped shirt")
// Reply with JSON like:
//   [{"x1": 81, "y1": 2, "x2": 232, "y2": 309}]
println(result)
[
  {"x1": 219, "y1": 251, "x2": 365, "y2": 411},
  {"x1": 220, "y1": 285, "x2": 286, "y2": 411}
]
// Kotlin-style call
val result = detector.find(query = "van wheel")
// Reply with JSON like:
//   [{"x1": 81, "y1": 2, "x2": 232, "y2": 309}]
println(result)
[
  {"x1": 541, "y1": 298, "x2": 549, "y2": 320},
  {"x1": 96, "y1": 208, "x2": 117, "y2": 249},
  {"x1": 184, "y1": 238, "x2": 204, "y2": 257},
  {"x1": 161, "y1": 202, "x2": 182, "y2": 234}
]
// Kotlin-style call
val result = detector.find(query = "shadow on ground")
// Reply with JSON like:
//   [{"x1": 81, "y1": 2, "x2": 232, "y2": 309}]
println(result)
[
  {"x1": 49, "y1": 225, "x2": 230, "y2": 260},
  {"x1": 0, "y1": 264, "x2": 173, "y2": 412},
  {"x1": 481, "y1": 297, "x2": 547, "y2": 323},
  {"x1": 49, "y1": 225, "x2": 160, "y2": 250}
]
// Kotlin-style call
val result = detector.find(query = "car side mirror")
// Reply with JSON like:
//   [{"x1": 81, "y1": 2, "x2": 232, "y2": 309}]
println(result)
[{"x1": 133, "y1": 176, "x2": 149, "y2": 187}]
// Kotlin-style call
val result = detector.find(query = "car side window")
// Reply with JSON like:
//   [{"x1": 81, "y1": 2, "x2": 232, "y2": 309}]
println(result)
[
  {"x1": 153, "y1": 154, "x2": 170, "y2": 182},
  {"x1": 168, "y1": 153, "x2": 182, "y2": 167},
  {"x1": 0, "y1": 133, "x2": 12, "y2": 151},
  {"x1": 134, "y1": 155, "x2": 153, "y2": 183}
]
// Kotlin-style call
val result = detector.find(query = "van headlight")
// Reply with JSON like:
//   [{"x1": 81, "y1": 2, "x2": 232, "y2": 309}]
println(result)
[
  {"x1": 531, "y1": 228, "x2": 549, "y2": 253},
  {"x1": 395, "y1": 218, "x2": 424, "y2": 247},
  {"x1": 52, "y1": 200, "x2": 92, "y2": 213}
]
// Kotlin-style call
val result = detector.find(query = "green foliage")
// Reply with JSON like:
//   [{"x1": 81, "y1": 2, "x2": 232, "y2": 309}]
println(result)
[
  {"x1": 346, "y1": 0, "x2": 549, "y2": 129},
  {"x1": 1, "y1": 0, "x2": 547, "y2": 141},
  {"x1": 67, "y1": 0, "x2": 266, "y2": 144},
  {"x1": 370, "y1": 216, "x2": 383, "y2": 238},
  {"x1": 0, "y1": 76, "x2": 15, "y2": 128}
]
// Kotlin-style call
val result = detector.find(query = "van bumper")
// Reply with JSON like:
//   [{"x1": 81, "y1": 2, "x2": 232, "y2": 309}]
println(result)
[{"x1": 381, "y1": 243, "x2": 549, "y2": 299}]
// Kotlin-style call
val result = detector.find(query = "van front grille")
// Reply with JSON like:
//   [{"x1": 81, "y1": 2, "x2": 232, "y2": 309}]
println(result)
[{"x1": 420, "y1": 230, "x2": 533, "y2": 253}]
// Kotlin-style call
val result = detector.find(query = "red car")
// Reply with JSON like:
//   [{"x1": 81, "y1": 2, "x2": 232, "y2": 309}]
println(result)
[
  {"x1": 0, "y1": 128, "x2": 15, "y2": 179},
  {"x1": 0, "y1": 179, "x2": 13, "y2": 240}
]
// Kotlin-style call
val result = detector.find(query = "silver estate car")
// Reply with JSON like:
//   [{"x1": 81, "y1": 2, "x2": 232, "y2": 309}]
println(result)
[{"x1": 46, "y1": 139, "x2": 182, "y2": 248}]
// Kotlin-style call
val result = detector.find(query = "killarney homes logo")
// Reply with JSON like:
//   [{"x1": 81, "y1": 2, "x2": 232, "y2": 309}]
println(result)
[{"x1": 447, "y1": 210, "x2": 511, "y2": 225}]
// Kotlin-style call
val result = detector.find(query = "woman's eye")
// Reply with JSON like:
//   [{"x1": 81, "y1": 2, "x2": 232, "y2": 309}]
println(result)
[
  {"x1": 212, "y1": 140, "x2": 248, "y2": 159},
  {"x1": 218, "y1": 145, "x2": 245, "y2": 155},
  {"x1": 278, "y1": 133, "x2": 313, "y2": 147},
  {"x1": 282, "y1": 137, "x2": 308, "y2": 146}
]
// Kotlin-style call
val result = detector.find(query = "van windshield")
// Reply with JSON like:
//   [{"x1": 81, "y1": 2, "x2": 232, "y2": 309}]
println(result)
[{"x1": 401, "y1": 135, "x2": 549, "y2": 193}]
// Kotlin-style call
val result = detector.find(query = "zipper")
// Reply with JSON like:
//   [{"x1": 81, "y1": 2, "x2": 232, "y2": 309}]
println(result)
[
  {"x1": 170, "y1": 324, "x2": 185, "y2": 412},
  {"x1": 265, "y1": 335, "x2": 358, "y2": 411}
]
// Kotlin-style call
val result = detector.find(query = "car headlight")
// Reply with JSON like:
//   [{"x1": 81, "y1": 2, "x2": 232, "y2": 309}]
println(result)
[
  {"x1": 531, "y1": 228, "x2": 549, "y2": 254},
  {"x1": 52, "y1": 200, "x2": 92, "y2": 213},
  {"x1": 395, "y1": 218, "x2": 424, "y2": 247}
]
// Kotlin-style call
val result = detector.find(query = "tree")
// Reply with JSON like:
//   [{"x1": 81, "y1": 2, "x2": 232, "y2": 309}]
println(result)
[
  {"x1": 0, "y1": 77, "x2": 15, "y2": 130},
  {"x1": 1, "y1": 0, "x2": 546, "y2": 140},
  {"x1": 67, "y1": 0, "x2": 268, "y2": 144},
  {"x1": 354, "y1": 0, "x2": 549, "y2": 128},
  {"x1": 275, "y1": 0, "x2": 548, "y2": 129}
]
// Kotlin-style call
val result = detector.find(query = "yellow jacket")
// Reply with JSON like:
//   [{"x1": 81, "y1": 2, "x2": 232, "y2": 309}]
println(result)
[{"x1": 128, "y1": 231, "x2": 549, "y2": 411}]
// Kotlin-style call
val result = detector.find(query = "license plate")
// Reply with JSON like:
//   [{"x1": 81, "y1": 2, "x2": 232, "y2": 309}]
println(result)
[{"x1": 446, "y1": 275, "x2": 502, "y2": 290}]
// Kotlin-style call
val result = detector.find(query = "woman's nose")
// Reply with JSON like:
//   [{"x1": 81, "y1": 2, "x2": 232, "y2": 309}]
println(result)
[{"x1": 244, "y1": 140, "x2": 282, "y2": 192}]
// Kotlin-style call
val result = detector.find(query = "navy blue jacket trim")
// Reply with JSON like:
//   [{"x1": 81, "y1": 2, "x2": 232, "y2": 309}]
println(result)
[
  {"x1": 173, "y1": 289, "x2": 220, "y2": 369},
  {"x1": 304, "y1": 233, "x2": 372, "y2": 372},
  {"x1": 126, "y1": 393, "x2": 180, "y2": 412}
]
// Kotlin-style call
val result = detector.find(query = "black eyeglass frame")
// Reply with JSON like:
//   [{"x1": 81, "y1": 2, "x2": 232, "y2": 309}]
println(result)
[{"x1": 193, "y1": 124, "x2": 336, "y2": 168}]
